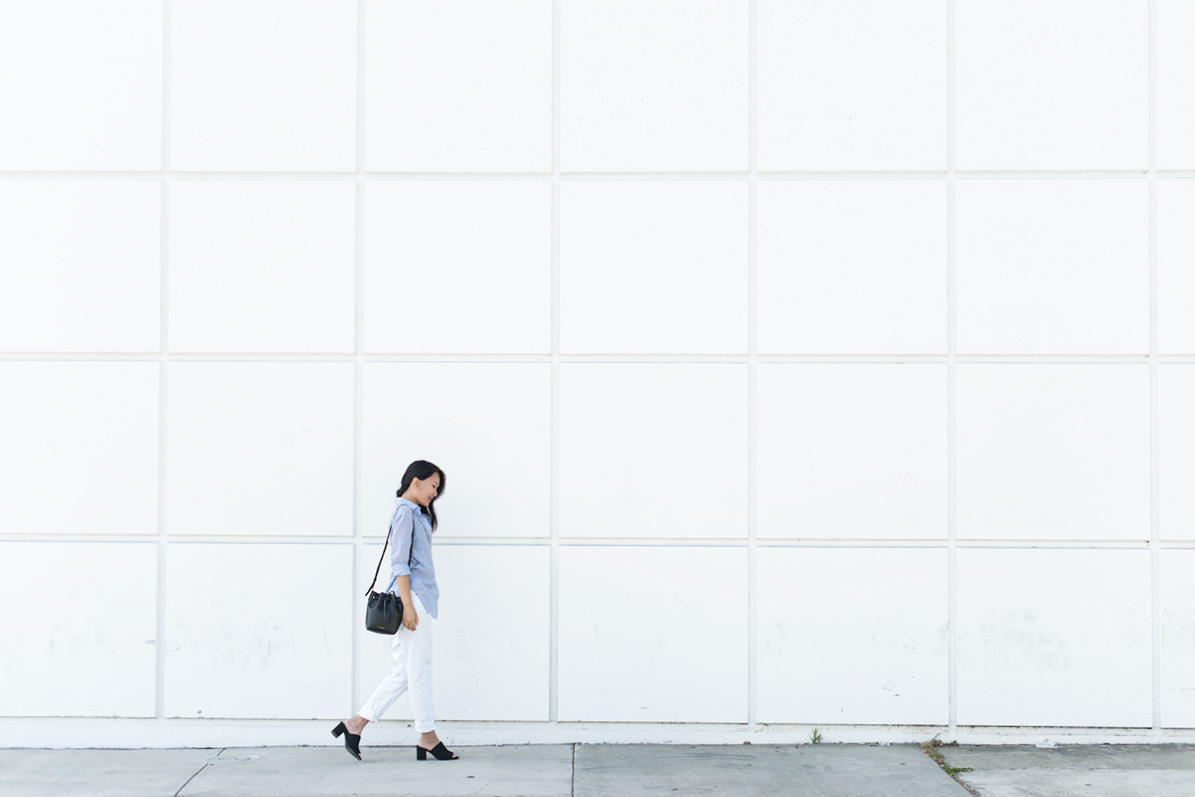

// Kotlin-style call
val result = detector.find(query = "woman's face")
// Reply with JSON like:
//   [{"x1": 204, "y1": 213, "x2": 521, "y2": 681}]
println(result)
[{"x1": 410, "y1": 473, "x2": 441, "y2": 507}]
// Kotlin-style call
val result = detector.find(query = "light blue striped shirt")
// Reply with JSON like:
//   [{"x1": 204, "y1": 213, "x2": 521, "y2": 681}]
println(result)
[{"x1": 384, "y1": 498, "x2": 440, "y2": 619}]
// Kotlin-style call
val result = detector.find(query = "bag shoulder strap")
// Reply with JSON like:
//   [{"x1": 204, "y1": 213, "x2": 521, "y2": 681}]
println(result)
[{"x1": 365, "y1": 504, "x2": 418, "y2": 596}]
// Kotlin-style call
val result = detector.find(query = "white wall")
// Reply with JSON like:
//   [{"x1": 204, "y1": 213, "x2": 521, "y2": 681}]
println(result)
[{"x1": 2, "y1": 0, "x2": 1195, "y2": 747}]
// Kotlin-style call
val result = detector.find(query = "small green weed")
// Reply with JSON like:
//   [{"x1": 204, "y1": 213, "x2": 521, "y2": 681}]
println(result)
[
  {"x1": 808, "y1": 728, "x2": 822, "y2": 745},
  {"x1": 920, "y1": 736, "x2": 978, "y2": 796}
]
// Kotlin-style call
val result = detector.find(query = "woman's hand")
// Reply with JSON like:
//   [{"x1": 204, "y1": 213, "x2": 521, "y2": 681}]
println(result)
[{"x1": 396, "y1": 575, "x2": 417, "y2": 631}]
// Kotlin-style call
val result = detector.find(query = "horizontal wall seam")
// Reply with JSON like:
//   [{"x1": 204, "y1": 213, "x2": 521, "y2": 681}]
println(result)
[
  {"x1": 4, "y1": 171, "x2": 1195, "y2": 180},
  {"x1": 4, "y1": 536, "x2": 1191, "y2": 548},
  {"x1": 7, "y1": 354, "x2": 1195, "y2": 363}
]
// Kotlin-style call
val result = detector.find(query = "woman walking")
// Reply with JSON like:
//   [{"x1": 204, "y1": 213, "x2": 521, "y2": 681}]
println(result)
[{"x1": 332, "y1": 460, "x2": 458, "y2": 761}]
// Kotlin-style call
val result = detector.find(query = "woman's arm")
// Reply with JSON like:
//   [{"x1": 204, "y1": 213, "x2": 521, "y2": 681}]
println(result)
[
  {"x1": 389, "y1": 508, "x2": 419, "y2": 630},
  {"x1": 395, "y1": 574, "x2": 418, "y2": 630}
]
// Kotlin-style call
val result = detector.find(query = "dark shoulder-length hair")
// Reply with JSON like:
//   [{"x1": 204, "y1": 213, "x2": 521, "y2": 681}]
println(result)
[{"x1": 396, "y1": 460, "x2": 445, "y2": 530}]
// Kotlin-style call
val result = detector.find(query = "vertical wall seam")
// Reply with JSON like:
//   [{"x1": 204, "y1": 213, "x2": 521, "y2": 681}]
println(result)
[
  {"x1": 155, "y1": 0, "x2": 173, "y2": 724},
  {"x1": 351, "y1": 0, "x2": 367, "y2": 714},
  {"x1": 1148, "y1": 0, "x2": 1162, "y2": 734},
  {"x1": 945, "y1": 0, "x2": 958, "y2": 735},
  {"x1": 746, "y1": 0, "x2": 758, "y2": 731},
  {"x1": 549, "y1": 0, "x2": 562, "y2": 727}
]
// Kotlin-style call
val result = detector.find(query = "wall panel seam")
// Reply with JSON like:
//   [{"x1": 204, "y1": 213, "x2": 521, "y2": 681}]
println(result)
[
  {"x1": 946, "y1": 0, "x2": 958, "y2": 735},
  {"x1": 4, "y1": 353, "x2": 1178, "y2": 364},
  {"x1": 350, "y1": 0, "x2": 368, "y2": 720},
  {"x1": 4, "y1": 536, "x2": 1181, "y2": 548},
  {"x1": 746, "y1": 0, "x2": 758, "y2": 730},
  {"x1": 154, "y1": 0, "x2": 173, "y2": 725},
  {"x1": 549, "y1": 0, "x2": 562, "y2": 727},
  {"x1": 6, "y1": 171, "x2": 1192, "y2": 181},
  {"x1": 1148, "y1": 0, "x2": 1162, "y2": 733}
]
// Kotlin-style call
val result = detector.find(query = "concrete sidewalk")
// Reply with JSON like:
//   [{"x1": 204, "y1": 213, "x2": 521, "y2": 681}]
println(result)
[
  {"x1": 0, "y1": 743, "x2": 968, "y2": 797},
  {"x1": 3, "y1": 743, "x2": 1194, "y2": 797},
  {"x1": 937, "y1": 744, "x2": 1195, "y2": 797}
]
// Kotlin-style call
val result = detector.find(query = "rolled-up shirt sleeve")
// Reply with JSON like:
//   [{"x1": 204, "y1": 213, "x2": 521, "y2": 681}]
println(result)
[{"x1": 389, "y1": 506, "x2": 414, "y2": 578}]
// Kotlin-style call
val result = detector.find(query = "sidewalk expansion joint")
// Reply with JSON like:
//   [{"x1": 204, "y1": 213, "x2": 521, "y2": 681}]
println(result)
[{"x1": 172, "y1": 747, "x2": 225, "y2": 797}]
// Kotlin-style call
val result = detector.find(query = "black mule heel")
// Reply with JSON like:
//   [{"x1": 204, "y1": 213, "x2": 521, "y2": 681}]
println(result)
[
  {"x1": 416, "y1": 742, "x2": 458, "y2": 760},
  {"x1": 331, "y1": 722, "x2": 362, "y2": 760}
]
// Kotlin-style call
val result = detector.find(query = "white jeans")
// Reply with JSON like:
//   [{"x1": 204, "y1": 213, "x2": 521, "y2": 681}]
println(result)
[{"x1": 358, "y1": 593, "x2": 435, "y2": 732}]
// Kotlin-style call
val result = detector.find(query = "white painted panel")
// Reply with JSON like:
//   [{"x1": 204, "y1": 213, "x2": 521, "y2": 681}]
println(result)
[
  {"x1": 560, "y1": 0, "x2": 748, "y2": 171},
  {"x1": 956, "y1": 181, "x2": 1149, "y2": 355},
  {"x1": 559, "y1": 365, "x2": 748, "y2": 538},
  {"x1": 956, "y1": 549, "x2": 1152, "y2": 727},
  {"x1": 364, "y1": 182, "x2": 551, "y2": 354},
  {"x1": 169, "y1": 182, "x2": 355, "y2": 353},
  {"x1": 0, "y1": 363, "x2": 158, "y2": 535},
  {"x1": 167, "y1": 363, "x2": 354, "y2": 536},
  {"x1": 757, "y1": 0, "x2": 946, "y2": 171},
  {"x1": 1161, "y1": 550, "x2": 1195, "y2": 727},
  {"x1": 560, "y1": 182, "x2": 748, "y2": 354},
  {"x1": 1159, "y1": 366, "x2": 1195, "y2": 540},
  {"x1": 558, "y1": 546, "x2": 747, "y2": 722},
  {"x1": 0, "y1": 181, "x2": 160, "y2": 352},
  {"x1": 165, "y1": 543, "x2": 352, "y2": 718},
  {"x1": 0, "y1": 543, "x2": 156, "y2": 717},
  {"x1": 0, "y1": 0, "x2": 161, "y2": 170},
  {"x1": 955, "y1": 365, "x2": 1150, "y2": 540},
  {"x1": 170, "y1": 0, "x2": 356, "y2": 171},
  {"x1": 365, "y1": 0, "x2": 552, "y2": 172},
  {"x1": 757, "y1": 548, "x2": 948, "y2": 724},
  {"x1": 361, "y1": 363, "x2": 550, "y2": 538},
  {"x1": 757, "y1": 181, "x2": 947, "y2": 355},
  {"x1": 1157, "y1": 180, "x2": 1195, "y2": 354},
  {"x1": 956, "y1": 0, "x2": 1148, "y2": 169},
  {"x1": 757, "y1": 365, "x2": 948, "y2": 540},
  {"x1": 357, "y1": 545, "x2": 550, "y2": 721},
  {"x1": 1157, "y1": 1, "x2": 1195, "y2": 168}
]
